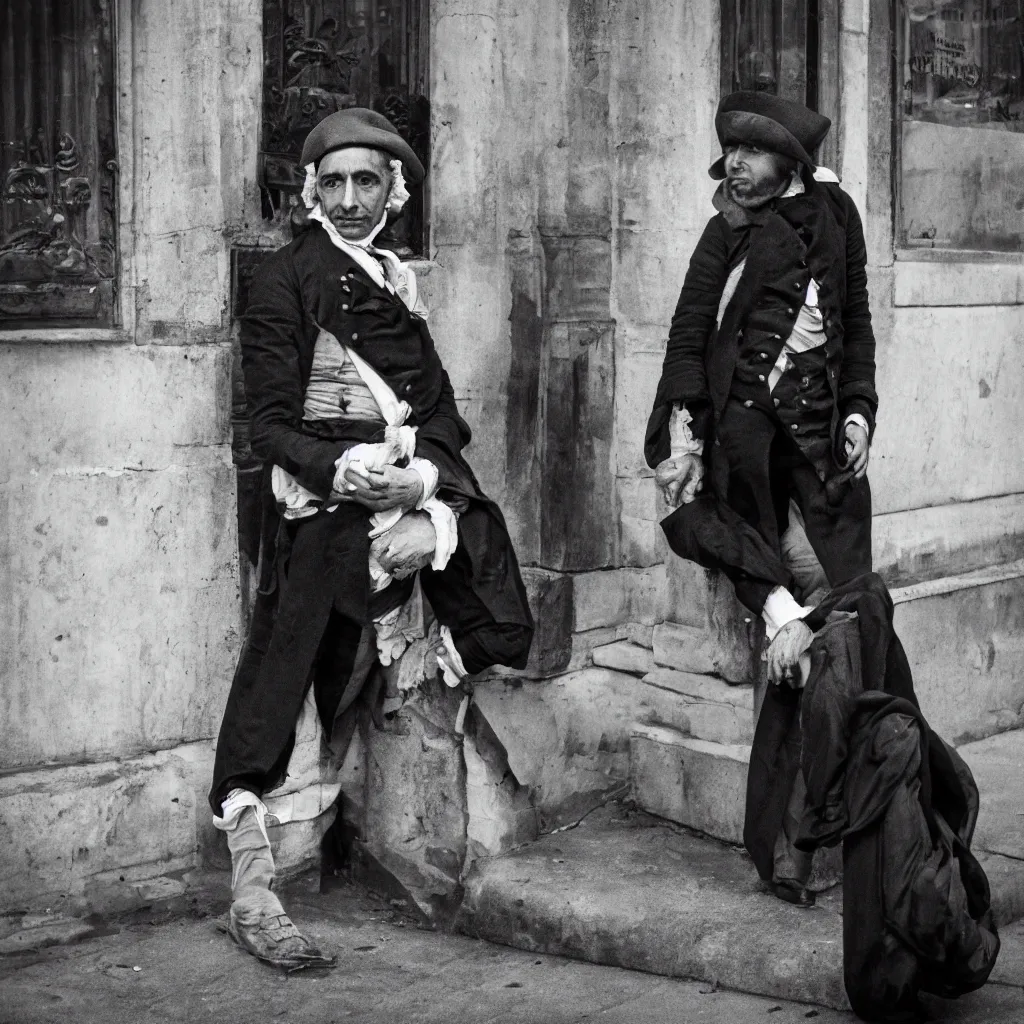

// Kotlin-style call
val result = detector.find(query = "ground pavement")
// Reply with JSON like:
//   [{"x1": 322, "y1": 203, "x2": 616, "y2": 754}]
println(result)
[{"x1": 1, "y1": 874, "x2": 1022, "y2": 1024}]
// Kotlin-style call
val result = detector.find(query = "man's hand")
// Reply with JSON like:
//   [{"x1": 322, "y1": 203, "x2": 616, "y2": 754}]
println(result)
[
  {"x1": 343, "y1": 463, "x2": 424, "y2": 513},
  {"x1": 844, "y1": 420, "x2": 870, "y2": 480},
  {"x1": 372, "y1": 512, "x2": 436, "y2": 579},
  {"x1": 655, "y1": 454, "x2": 704, "y2": 508},
  {"x1": 766, "y1": 619, "x2": 814, "y2": 688}
]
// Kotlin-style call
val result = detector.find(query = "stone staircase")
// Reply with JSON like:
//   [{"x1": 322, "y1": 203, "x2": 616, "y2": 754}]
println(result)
[{"x1": 455, "y1": 558, "x2": 1024, "y2": 1009}]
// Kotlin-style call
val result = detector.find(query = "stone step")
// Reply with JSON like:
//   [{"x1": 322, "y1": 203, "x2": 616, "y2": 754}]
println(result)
[
  {"x1": 590, "y1": 640, "x2": 655, "y2": 676},
  {"x1": 459, "y1": 803, "x2": 850, "y2": 1009},
  {"x1": 640, "y1": 667, "x2": 755, "y2": 744},
  {"x1": 630, "y1": 724, "x2": 748, "y2": 844},
  {"x1": 652, "y1": 620, "x2": 758, "y2": 684},
  {"x1": 459, "y1": 801, "x2": 1024, "y2": 1012},
  {"x1": 959, "y1": 727, "x2": 1024, "y2": 925},
  {"x1": 891, "y1": 558, "x2": 1024, "y2": 746}
]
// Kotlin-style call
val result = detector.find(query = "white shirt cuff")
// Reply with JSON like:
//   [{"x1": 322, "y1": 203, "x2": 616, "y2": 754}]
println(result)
[
  {"x1": 762, "y1": 586, "x2": 813, "y2": 641},
  {"x1": 409, "y1": 457, "x2": 439, "y2": 508},
  {"x1": 669, "y1": 404, "x2": 704, "y2": 458},
  {"x1": 844, "y1": 412, "x2": 870, "y2": 435}
]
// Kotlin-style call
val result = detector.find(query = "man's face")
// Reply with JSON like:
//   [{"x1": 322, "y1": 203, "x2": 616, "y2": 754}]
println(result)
[
  {"x1": 723, "y1": 144, "x2": 791, "y2": 201},
  {"x1": 316, "y1": 147, "x2": 392, "y2": 240}
]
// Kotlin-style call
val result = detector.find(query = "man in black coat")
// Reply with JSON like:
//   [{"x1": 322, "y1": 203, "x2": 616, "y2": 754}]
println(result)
[
  {"x1": 211, "y1": 109, "x2": 533, "y2": 966},
  {"x1": 645, "y1": 92, "x2": 877, "y2": 903}
]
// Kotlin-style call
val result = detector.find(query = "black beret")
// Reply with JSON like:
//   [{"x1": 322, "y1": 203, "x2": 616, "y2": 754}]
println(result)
[
  {"x1": 708, "y1": 91, "x2": 831, "y2": 179},
  {"x1": 300, "y1": 107, "x2": 425, "y2": 184}
]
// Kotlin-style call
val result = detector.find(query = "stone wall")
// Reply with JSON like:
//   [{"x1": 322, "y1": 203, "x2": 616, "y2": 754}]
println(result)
[
  {"x1": 0, "y1": 0, "x2": 261, "y2": 915},
  {"x1": 428, "y1": 0, "x2": 727, "y2": 678}
]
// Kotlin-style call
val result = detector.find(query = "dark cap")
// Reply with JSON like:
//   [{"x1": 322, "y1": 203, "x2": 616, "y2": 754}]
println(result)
[
  {"x1": 300, "y1": 107, "x2": 425, "y2": 183},
  {"x1": 708, "y1": 92, "x2": 831, "y2": 179}
]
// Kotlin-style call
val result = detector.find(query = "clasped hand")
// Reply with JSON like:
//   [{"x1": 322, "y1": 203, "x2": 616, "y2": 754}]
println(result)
[
  {"x1": 655, "y1": 453, "x2": 704, "y2": 508},
  {"x1": 340, "y1": 463, "x2": 424, "y2": 513}
]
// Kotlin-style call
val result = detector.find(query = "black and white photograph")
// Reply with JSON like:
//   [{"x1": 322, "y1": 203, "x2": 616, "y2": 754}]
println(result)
[{"x1": 1, "y1": 2, "x2": 1022, "y2": 1021}]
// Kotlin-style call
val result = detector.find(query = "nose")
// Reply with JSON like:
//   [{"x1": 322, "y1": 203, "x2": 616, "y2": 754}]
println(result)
[
  {"x1": 725, "y1": 149, "x2": 745, "y2": 173},
  {"x1": 340, "y1": 176, "x2": 357, "y2": 210}
]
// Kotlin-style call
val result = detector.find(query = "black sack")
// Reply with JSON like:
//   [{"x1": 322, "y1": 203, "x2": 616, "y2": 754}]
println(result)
[{"x1": 841, "y1": 694, "x2": 1000, "y2": 1022}]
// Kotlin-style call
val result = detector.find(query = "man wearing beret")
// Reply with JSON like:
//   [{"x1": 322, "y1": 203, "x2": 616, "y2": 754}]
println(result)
[
  {"x1": 645, "y1": 92, "x2": 876, "y2": 905},
  {"x1": 210, "y1": 108, "x2": 533, "y2": 966}
]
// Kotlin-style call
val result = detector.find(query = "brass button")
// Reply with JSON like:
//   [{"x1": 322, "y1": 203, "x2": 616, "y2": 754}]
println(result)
[
  {"x1": 773, "y1": 333, "x2": 782, "y2": 340},
  {"x1": 794, "y1": 282, "x2": 803, "y2": 289},
  {"x1": 773, "y1": 398, "x2": 780, "y2": 407},
  {"x1": 786, "y1": 307, "x2": 795, "y2": 315},
  {"x1": 801, "y1": 376, "x2": 810, "y2": 386},
  {"x1": 758, "y1": 374, "x2": 766, "y2": 382},
  {"x1": 351, "y1": 332, "x2": 359, "y2": 341},
  {"x1": 743, "y1": 400, "x2": 753, "y2": 408},
  {"x1": 341, "y1": 303, "x2": 350, "y2": 311},
  {"x1": 759, "y1": 352, "x2": 769, "y2": 360},
  {"x1": 791, "y1": 423, "x2": 799, "y2": 432},
  {"x1": 800, "y1": 398, "x2": 809, "y2": 407}
]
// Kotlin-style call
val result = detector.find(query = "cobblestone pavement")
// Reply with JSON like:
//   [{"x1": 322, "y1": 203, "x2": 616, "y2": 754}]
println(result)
[{"x1": 1, "y1": 879, "x2": 1021, "y2": 1024}]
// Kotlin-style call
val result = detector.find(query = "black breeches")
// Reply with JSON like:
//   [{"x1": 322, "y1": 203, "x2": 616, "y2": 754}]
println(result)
[
  {"x1": 661, "y1": 400, "x2": 872, "y2": 616},
  {"x1": 209, "y1": 526, "x2": 532, "y2": 814}
]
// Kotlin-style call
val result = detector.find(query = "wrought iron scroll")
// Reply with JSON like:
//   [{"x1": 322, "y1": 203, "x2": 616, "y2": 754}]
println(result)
[
  {"x1": 0, "y1": 0, "x2": 118, "y2": 327},
  {"x1": 260, "y1": 0, "x2": 430, "y2": 257}
]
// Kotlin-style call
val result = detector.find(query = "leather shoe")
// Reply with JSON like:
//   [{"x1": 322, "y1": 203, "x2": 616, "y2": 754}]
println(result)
[{"x1": 769, "y1": 880, "x2": 816, "y2": 908}]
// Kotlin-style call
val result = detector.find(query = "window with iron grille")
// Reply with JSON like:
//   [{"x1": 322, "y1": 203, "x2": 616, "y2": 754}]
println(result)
[{"x1": 0, "y1": 0, "x2": 118, "y2": 328}]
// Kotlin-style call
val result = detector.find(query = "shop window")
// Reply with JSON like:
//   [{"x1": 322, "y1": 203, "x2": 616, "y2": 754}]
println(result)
[
  {"x1": 260, "y1": 0, "x2": 430, "y2": 257},
  {"x1": 898, "y1": 1, "x2": 1024, "y2": 251},
  {"x1": 0, "y1": 0, "x2": 118, "y2": 328},
  {"x1": 720, "y1": 1, "x2": 841, "y2": 171}
]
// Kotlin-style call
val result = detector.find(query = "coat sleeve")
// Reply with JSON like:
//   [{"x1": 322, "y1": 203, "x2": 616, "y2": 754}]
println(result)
[
  {"x1": 837, "y1": 195, "x2": 878, "y2": 436},
  {"x1": 645, "y1": 216, "x2": 730, "y2": 468},
  {"x1": 240, "y1": 249, "x2": 351, "y2": 497}
]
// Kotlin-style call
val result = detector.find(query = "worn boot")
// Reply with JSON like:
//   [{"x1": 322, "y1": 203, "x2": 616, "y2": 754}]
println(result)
[{"x1": 214, "y1": 790, "x2": 336, "y2": 971}]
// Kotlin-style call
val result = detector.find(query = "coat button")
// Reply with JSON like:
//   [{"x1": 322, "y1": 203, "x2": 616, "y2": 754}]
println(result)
[
  {"x1": 736, "y1": 330, "x2": 744, "y2": 340},
  {"x1": 758, "y1": 374, "x2": 766, "y2": 382},
  {"x1": 743, "y1": 400, "x2": 753, "y2": 408},
  {"x1": 801, "y1": 376, "x2": 810, "y2": 386},
  {"x1": 800, "y1": 398, "x2": 809, "y2": 407},
  {"x1": 759, "y1": 352, "x2": 769, "y2": 360},
  {"x1": 341, "y1": 303, "x2": 350, "y2": 311},
  {"x1": 342, "y1": 285, "x2": 351, "y2": 293},
  {"x1": 773, "y1": 398, "x2": 780, "y2": 407},
  {"x1": 786, "y1": 307, "x2": 795, "y2": 315},
  {"x1": 351, "y1": 332, "x2": 359, "y2": 341},
  {"x1": 794, "y1": 282, "x2": 803, "y2": 290},
  {"x1": 773, "y1": 333, "x2": 782, "y2": 340},
  {"x1": 791, "y1": 423, "x2": 799, "y2": 432}
]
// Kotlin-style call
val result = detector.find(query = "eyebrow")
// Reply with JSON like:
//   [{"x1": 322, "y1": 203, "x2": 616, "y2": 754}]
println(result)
[{"x1": 319, "y1": 168, "x2": 383, "y2": 180}]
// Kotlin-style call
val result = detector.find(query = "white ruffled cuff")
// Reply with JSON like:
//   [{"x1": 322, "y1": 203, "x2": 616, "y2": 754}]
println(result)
[
  {"x1": 409, "y1": 457, "x2": 439, "y2": 507},
  {"x1": 762, "y1": 586, "x2": 813, "y2": 641},
  {"x1": 669, "y1": 404, "x2": 704, "y2": 458}
]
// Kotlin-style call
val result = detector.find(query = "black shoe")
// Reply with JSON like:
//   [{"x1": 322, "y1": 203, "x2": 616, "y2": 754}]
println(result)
[{"x1": 769, "y1": 880, "x2": 816, "y2": 908}]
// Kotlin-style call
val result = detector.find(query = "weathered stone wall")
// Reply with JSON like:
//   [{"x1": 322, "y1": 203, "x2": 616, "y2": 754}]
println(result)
[
  {"x1": 0, "y1": 0, "x2": 261, "y2": 915},
  {"x1": 428, "y1": 0, "x2": 726, "y2": 677}
]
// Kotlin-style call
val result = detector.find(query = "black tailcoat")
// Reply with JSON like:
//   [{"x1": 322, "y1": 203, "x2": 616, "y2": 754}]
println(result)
[{"x1": 210, "y1": 228, "x2": 533, "y2": 808}]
